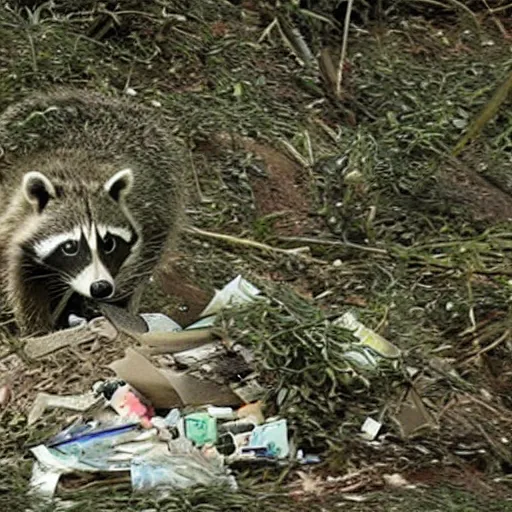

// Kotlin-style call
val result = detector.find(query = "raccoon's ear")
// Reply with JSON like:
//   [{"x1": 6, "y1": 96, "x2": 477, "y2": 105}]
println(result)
[
  {"x1": 22, "y1": 171, "x2": 56, "y2": 213},
  {"x1": 104, "y1": 168, "x2": 134, "y2": 203}
]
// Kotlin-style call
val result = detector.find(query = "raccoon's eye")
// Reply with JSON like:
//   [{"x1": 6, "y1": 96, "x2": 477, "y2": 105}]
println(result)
[
  {"x1": 103, "y1": 234, "x2": 116, "y2": 254},
  {"x1": 61, "y1": 240, "x2": 79, "y2": 256}
]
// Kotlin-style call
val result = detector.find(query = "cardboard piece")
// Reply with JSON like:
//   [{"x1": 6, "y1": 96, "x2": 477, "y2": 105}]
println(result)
[
  {"x1": 28, "y1": 391, "x2": 101, "y2": 426},
  {"x1": 109, "y1": 348, "x2": 243, "y2": 409},
  {"x1": 99, "y1": 303, "x2": 149, "y2": 334},
  {"x1": 172, "y1": 342, "x2": 221, "y2": 366},
  {"x1": 138, "y1": 329, "x2": 217, "y2": 354},
  {"x1": 159, "y1": 368, "x2": 242, "y2": 407},
  {"x1": 394, "y1": 386, "x2": 435, "y2": 438},
  {"x1": 23, "y1": 317, "x2": 117, "y2": 359}
]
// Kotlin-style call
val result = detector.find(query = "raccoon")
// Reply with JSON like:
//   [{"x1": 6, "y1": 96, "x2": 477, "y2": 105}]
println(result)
[{"x1": 0, "y1": 88, "x2": 186, "y2": 336}]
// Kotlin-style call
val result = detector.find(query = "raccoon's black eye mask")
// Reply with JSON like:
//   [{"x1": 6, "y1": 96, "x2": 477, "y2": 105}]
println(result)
[
  {"x1": 98, "y1": 231, "x2": 137, "y2": 276},
  {"x1": 34, "y1": 230, "x2": 137, "y2": 276},
  {"x1": 43, "y1": 235, "x2": 92, "y2": 276}
]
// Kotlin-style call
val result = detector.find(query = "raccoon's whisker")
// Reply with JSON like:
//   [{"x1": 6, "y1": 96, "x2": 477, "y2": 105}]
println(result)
[
  {"x1": 128, "y1": 252, "x2": 162, "y2": 263},
  {"x1": 37, "y1": 266, "x2": 76, "y2": 285},
  {"x1": 135, "y1": 243, "x2": 167, "y2": 253},
  {"x1": 22, "y1": 272, "x2": 57, "y2": 280},
  {"x1": 46, "y1": 281, "x2": 69, "y2": 292},
  {"x1": 139, "y1": 244, "x2": 167, "y2": 252},
  {"x1": 19, "y1": 262, "x2": 55, "y2": 272},
  {"x1": 23, "y1": 272, "x2": 61, "y2": 283},
  {"x1": 44, "y1": 279, "x2": 65, "y2": 288},
  {"x1": 117, "y1": 266, "x2": 154, "y2": 278},
  {"x1": 119, "y1": 262, "x2": 160, "y2": 277},
  {"x1": 20, "y1": 261, "x2": 73, "y2": 280},
  {"x1": 118, "y1": 266, "x2": 151, "y2": 278},
  {"x1": 117, "y1": 280, "x2": 147, "y2": 291},
  {"x1": 47, "y1": 287, "x2": 70, "y2": 301},
  {"x1": 106, "y1": 292, "x2": 130, "y2": 301},
  {"x1": 104, "y1": 292, "x2": 133, "y2": 304},
  {"x1": 115, "y1": 276, "x2": 151, "y2": 289},
  {"x1": 118, "y1": 269, "x2": 153, "y2": 281}
]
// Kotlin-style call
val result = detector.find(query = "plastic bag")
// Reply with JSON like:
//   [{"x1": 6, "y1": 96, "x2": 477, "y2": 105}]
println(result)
[{"x1": 131, "y1": 437, "x2": 237, "y2": 492}]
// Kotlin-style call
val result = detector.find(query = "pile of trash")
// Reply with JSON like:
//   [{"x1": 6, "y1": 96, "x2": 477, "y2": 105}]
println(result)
[
  {"x1": 23, "y1": 275, "x2": 406, "y2": 499},
  {"x1": 29, "y1": 387, "x2": 282, "y2": 496},
  {"x1": 24, "y1": 277, "x2": 293, "y2": 497}
]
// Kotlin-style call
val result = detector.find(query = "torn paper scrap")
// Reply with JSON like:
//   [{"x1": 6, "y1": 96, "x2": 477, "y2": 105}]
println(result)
[
  {"x1": 199, "y1": 275, "x2": 261, "y2": 318},
  {"x1": 28, "y1": 391, "x2": 101, "y2": 426},
  {"x1": 29, "y1": 461, "x2": 61, "y2": 498}
]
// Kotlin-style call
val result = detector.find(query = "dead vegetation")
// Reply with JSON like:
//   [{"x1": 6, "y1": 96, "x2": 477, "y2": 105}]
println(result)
[{"x1": 1, "y1": 0, "x2": 512, "y2": 509}]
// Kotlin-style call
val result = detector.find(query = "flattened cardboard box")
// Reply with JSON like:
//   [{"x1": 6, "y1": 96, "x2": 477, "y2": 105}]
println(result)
[{"x1": 109, "y1": 348, "x2": 243, "y2": 409}]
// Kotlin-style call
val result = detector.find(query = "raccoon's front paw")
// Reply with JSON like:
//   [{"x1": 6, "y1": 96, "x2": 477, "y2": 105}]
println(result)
[{"x1": 67, "y1": 313, "x2": 88, "y2": 327}]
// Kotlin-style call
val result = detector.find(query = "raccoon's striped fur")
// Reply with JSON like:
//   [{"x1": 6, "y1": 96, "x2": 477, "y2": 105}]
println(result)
[{"x1": 0, "y1": 88, "x2": 186, "y2": 336}]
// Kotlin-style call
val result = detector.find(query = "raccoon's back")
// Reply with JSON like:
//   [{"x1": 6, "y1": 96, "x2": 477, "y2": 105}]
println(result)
[{"x1": 0, "y1": 87, "x2": 186, "y2": 184}]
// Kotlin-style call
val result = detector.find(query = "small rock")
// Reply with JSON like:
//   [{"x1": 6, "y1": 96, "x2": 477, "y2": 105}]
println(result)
[
  {"x1": 383, "y1": 473, "x2": 412, "y2": 488},
  {"x1": 452, "y1": 118, "x2": 467, "y2": 129},
  {"x1": 0, "y1": 385, "x2": 11, "y2": 408},
  {"x1": 361, "y1": 417, "x2": 382, "y2": 441},
  {"x1": 480, "y1": 388, "x2": 492, "y2": 401},
  {"x1": 344, "y1": 170, "x2": 363, "y2": 184}
]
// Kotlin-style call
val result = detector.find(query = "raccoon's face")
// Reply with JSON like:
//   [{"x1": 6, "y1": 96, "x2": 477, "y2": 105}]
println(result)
[{"x1": 20, "y1": 167, "x2": 140, "y2": 302}]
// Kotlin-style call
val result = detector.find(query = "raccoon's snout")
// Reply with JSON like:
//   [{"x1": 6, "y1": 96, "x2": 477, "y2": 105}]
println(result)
[{"x1": 90, "y1": 280, "x2": 114, "y2": 299}]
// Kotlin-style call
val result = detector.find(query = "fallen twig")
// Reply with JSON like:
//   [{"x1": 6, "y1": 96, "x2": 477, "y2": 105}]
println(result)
[
  {"x1": 481, "y1": 0, "x2": 509, "y2": 37},
  {"x1": 185, "y1": 226, "x2": 326, "y2": 263},
  {"x1": 412, "y1": 0, "x2": 480, "y2": 30},
  {"x1": 278, "y1": 235, "x2": 388, "y2": 255},
  {"x1": 460, "y1": 329, "x2": 511, "y2": 366},
  {"x1": 489, "y1": 2, "x2": 512, "y2": 13},
  {"x1": 336, "y1": 0, "x2": 354, "y2": 98},
  {"x1": 279, "y1": 138, "x2": 310, "y2": 167},
  {"x1": 319, "y1": 47, "x2": 337, "y2": 93},
  {"x1": 453, "y1": 69, "x2": 512, "y2": 156},
  {"x1": 276, "y1": 15, "x2": 314, "y2": 67},
  {"x1": 258, "y1": 17, "x2": 278, "y2": 44},
  {"x1": 188, "y1": 149, "x2": 213, "y2": 204}
]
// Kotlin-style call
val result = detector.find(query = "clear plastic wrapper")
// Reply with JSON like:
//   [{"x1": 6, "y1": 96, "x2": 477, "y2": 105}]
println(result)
[{"x1": 131, "y1": 437, "x2": 237, "y2": 491}]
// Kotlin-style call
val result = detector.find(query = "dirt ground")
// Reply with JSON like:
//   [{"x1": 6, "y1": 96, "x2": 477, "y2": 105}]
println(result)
[{"x1": 1, "y1": 0, "x2": 512, "y2": 509}]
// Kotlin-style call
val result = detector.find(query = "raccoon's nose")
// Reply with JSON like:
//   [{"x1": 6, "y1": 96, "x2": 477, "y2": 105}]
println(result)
[{"x1": 90, "y1": 280, "x2": 114, "y2": 299}]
